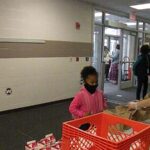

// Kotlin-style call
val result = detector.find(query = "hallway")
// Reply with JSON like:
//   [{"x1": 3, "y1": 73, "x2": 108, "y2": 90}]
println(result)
[{"x1": 104, "y1": 82, "x2": 136, "y2": 105}]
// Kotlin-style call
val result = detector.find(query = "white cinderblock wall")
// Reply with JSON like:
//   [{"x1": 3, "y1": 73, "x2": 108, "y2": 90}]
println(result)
[
  {"x1": 0, "y1": 0, "x2": 92, "y2": 42},
  {"x1": 0, "y1": 0, "x2": 93, "y2": 111},
  {"x1": 0, "y1": 58, "x2": 91, "y2": 111}
]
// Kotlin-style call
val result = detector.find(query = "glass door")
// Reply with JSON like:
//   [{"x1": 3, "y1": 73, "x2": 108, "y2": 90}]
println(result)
[
  {"x1": 104, "y1": 36, "x2": 120, "y2": 55},
  {"x1": 119, "y1": 30, "x2": 136, "y2": 89},
  {"x1": 109, "y1": 37, "x2": 120, "y2": 56},
  {"x1": 103, "y1": 27, "x2": 121, "y2": 91},
  {"x1": 104, "y1": 36, "x2": 109, "y2": 47}
]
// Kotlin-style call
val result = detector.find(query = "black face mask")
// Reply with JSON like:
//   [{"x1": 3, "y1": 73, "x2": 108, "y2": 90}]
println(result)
[{"x1": 84, "y1": 83, "x2": 98, "y2": 94}]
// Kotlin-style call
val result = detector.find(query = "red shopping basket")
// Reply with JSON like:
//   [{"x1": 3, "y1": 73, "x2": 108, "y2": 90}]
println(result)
[{"x1": 62, "y1": 113, "x2": 150, "y2": 150}]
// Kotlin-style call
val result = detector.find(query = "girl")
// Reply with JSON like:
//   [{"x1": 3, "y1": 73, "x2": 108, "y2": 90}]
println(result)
[{"x1": 69, "y1": 66, "x2": 107, "y2": 119}]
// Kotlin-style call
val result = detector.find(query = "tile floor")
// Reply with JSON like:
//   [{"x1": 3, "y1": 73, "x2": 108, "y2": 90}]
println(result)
[{"x1": 0, "y1": 85, "x2": 139, "y2": 150}]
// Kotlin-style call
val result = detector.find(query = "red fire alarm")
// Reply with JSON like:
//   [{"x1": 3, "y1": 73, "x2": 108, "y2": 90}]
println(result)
[{"x1": 75, "y1": 22, "x2": 80, "y2": 30}]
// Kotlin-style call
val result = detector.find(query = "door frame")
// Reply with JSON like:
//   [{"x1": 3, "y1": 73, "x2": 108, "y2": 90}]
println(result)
[
  {"x1": 93, "y1": 24, "x2": 104, "y2": 90},
  {"x1": 103, "y1": 26, "x2": 122, "y2": 90},
  {"x1": 93, "y1": 24, "x2": 138, "y2": 91},
  {"x1": 118, "y1": 29, "x2": 137, "y2": 89}
]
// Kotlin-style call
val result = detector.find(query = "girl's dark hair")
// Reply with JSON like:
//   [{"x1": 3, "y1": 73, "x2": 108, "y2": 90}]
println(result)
[
  {"x1": 140, "y1": 45, "x2": 150, "y2": 54},
  {"x1": 81, "y1": 66, "x2": 98, "y2": 81}
]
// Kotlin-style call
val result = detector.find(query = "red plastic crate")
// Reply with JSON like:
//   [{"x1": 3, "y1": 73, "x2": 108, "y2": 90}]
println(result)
[{"x1": 62, "y1": 113, "x2": 150, "y2": 150}]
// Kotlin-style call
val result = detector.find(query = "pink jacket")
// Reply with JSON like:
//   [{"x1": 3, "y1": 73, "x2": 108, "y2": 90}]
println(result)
[{"x1": 69, "y1": 87, "x2": 107, "y2": 119}]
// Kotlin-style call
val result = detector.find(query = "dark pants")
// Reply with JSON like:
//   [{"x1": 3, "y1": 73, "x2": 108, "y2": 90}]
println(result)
[
  {"x1": 105, "y1": 64, "x2": 110, "y2": 79},
  {"x1": 136, "y1": 75, "x2": 148, "y2": 100}
]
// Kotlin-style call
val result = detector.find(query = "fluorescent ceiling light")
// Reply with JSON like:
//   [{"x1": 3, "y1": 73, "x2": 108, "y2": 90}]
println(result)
[{"x1": 130, "y1": 3, "x2": 150, "y2": 10}]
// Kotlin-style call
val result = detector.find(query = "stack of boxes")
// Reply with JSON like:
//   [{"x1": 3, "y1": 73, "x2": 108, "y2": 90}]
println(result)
[{"x1": 25, "y1": 133, "x2": 61, "y2": 150}]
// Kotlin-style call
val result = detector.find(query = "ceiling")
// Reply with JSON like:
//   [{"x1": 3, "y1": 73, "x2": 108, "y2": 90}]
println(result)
[{"x1": 82, "y1": 0, "x2": 150, "y2": 21}]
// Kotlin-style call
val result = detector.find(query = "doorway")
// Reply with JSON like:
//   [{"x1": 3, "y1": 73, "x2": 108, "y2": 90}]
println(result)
[
  {"x1": 93, "y1": 26, "x2": 137, "y2": 102},
  {"x1": 103, "y1": 27, "x2": 121, "y2": 93},
  {"x1": 93, "y1": 11, "x2": 140, "y2": 104}
]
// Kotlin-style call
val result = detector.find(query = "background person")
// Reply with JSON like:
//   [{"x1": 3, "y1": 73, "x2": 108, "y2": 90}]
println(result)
[
  {"x1": 104, "y1": 46, "x2": 111, "y2": 81},
  {"x1": 133, "y1": 45, "x2": 150, "y2": 100},
  {"x1": 109, "y1": 44, "x2": 120, "y2": 84}
]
